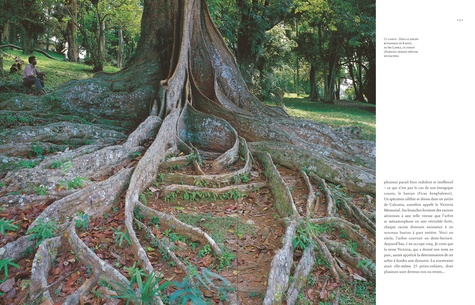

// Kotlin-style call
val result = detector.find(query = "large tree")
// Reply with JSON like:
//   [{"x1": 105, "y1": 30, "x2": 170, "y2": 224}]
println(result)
[{"x1": 0, "y1": 0, "x2": 375, "y2": 304}]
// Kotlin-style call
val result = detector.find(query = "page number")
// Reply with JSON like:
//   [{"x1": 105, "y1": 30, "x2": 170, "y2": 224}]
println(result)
[{"x1": 457, "y1": 19, "x2": 464, "y2": 22}]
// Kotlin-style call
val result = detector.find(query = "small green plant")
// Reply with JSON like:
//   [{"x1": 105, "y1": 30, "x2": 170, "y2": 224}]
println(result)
[
  {"x1": 0, "y1": 218, "x2": 19, "y2": 235},
  {"x1": 114, "y1": 270, "x2": 169, "y2": 305},
  {"x1": 17, "y1": 160, "x2": 39, "y2": 169},
  {"x1": 189, "y1": 241, "x2": 199, "y2": 251},
  {"x1": 232, "y1": 175, "x2": 240, "y2": 184},
  {"x1": 307, "y1": 274, "x2": 317, "y2": 286},
  {"x1": 346, "y1": 240, "x2": 359, "y2": 256},
  {"x1": 186, "y1": 151, "x2": 202, "y2": 165},
  {"x1": 151, "y1": 217, "x2": 160, "y2": 226},
  {"x1": 0, "y1": 181, "x2": 5, "y2": 187},
  {"x1": 60, "y1": 176, "x2": 88, "y2": 190},
  {"x1": 163, "y1": 229, "x2": 187, "y2": 243},
  {"x1": 124, "y1": 261, "x2": 147, "y2": 281},
  {"x1": 169, "y1": 277, "x2": 206, "y2": 305},
  {"x1": 26, "y1": 218, "x2": 58, "y2": 247},
  {"x1": 30, "y1": 144, "x2": 45, "y2": 158},
  {"x1": 50, "y1": 160, "x2": 72, "y2": 172},
  {"x1": 75, "y1": 212, "x2": 89, "y2": 231},
  {"x1": 219, "y1": 189, "x2": 246, "y2": 201},
  {"x1": 92, "y1": 289, "x2": 103, "y2": 298},
  {"x1": 164, "y1": 191, "x2": 177, "y2": 202},
  {"x1": 217, "y1": 251, "x2": 236, "y2": 270},
  {"x1": 292, "y1": 226, "x2": 313, "y2": 250},
  {"x1": 113, "y1": 228, "x2": 132, "y2": 247},
  {"x1": 129, "y1": 151, "x2": 142, "y2": 159},
  {"x1": 239, "y1": 174, "x2": 249, "y2": 183},
  {"x1": 0, "y1": 258, "x2": 20, "y2": 279},
  {"x1": 193, "y1": 178, "x2": 209, "y2": 187},
  {"x1": 339, "y1": 229, "x2": 349, "y2": 239},
  {"x1": 157, "y1": 173, "x2": 166, "y2": 183},
  {"x1": 169, "y1": 267, "x2": 234, "y2": 305},
  {"x1": 357, "y1": 259, "x2": 376, "y2": 272},
  {"x1": 134, "y1": 207, "x2": 144, "y2": 222},
  {"x1": 34, "y1": 185, "x2": 48, "y2": 196},
  {"x1": 197, "y1": 244, "x2": 212, "y2": 258},
  {"x1": 248, "y1": 291, "x2": 265, "y2": 299},
  {"x1": 139, "y1": 190, "x2": 153, "y2": 205},
  {"x1": 50, "y1": 160, "x2": 62, "y2": 169}
]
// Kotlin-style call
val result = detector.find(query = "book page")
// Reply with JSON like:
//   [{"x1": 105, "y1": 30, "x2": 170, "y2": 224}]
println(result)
[{"x1": 377, "y1": 0, "x2": 475, "y2": 303}]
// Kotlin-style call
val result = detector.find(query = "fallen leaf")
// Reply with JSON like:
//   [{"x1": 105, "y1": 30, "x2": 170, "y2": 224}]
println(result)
[
  {"x1": 320, "y1": 280, "x2": 329, "y2": 301},
  {"x1": 326, "y1": 281, "x2": 341, "y2": 291},
  {"x1": 0, "y1": 278, "x2": 15, "y2": 292},
  {"x1": 319, "y1": 287, "x2": 328, "y2": 301},
  {"x1": 306, "y1": 288, "x2": 314, "y2": 300},
  {"x1": 353, "y1": 273, "x2": 367, "y2": 282},
  {"x1": 97, "y1": 286, "x2": 118, "y2": 297},
  {"x1": 65, "y1": 271, "x2": 80, "y2": 288}
]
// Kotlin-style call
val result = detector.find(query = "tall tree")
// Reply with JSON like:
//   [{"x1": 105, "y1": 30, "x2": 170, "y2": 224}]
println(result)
[
  {"x1": 0, "y1": 1, "x2": 375, "y2": 304},
  {"x1": 0, "y1": 0, "x2": 49, "y2": 53},
  {"x1": 236, "y1": 0, "x2": 293, "y2": 88},
  {"x1": 294, "y1": 0, "x2": 374, "y2": 103},
  {"x1": 66, "y1": 0, "x2": 80, "y2": 62}
]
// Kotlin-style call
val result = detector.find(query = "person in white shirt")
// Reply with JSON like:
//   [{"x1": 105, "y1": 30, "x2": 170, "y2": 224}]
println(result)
[{"x1": 22, "y1": 56, "x2": 47, "y2": 95}]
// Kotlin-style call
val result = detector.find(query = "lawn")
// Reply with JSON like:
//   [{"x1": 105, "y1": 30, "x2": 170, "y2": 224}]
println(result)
[
  {"x1": 281, "y1": 93, "x2": 376, "y2": 141},
  {"x1": 1, "y1": 48, "x2": 120, "y2": 92}
]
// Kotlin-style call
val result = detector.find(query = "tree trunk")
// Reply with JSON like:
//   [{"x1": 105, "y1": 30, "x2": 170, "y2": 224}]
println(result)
[
  {"x1": 66, "y1": 0, "x2": 79, "y2": 62},
  {"x1": 309, "y1": 64, "x2": 319, "y2": 100},
  {"x1": 0, "y1": 0, "x2": 375, "y2": 304},
  {"x1": 364, "y1": 51, "x2": 376, "y2": 104},
  {"x1": 323, "y1": 60, "x2": 336, "y2": 104},
  {"x1": 117, "y1": 27, "x2": 124, "y2": 69}
]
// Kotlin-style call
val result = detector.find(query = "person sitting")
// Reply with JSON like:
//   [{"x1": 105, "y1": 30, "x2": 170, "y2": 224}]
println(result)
[{"x1": 22, "y1": 56, "x2": 47, "y2": 95}]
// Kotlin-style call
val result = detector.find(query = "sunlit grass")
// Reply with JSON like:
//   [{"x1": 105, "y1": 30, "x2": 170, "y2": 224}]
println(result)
[
  {"x1": 281, "y1": 94, "x2": 376, "y2": 141},
  {"x1": 2, "y1": 49, "x2": 120, "y2": 92}
]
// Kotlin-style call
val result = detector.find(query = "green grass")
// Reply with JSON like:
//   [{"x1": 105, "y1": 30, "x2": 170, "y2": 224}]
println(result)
[
  {"x1": 1, "y1": 49, "x2": 120, "y2": 92},
  {"x1": 279, "y1": 94, "x2": 375, "y2": 141}
]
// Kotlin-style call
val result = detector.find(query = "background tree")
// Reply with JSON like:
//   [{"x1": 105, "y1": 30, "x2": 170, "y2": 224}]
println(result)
[
  {"x1": 293, "y1": 0, "x2": 375, "y2": 103},
  {"x1": 106, "y1": 0, "x2": 142, "y2": 68},
  {"x1": 0, "y1": 0, "x2": 50, "y2": 53}
]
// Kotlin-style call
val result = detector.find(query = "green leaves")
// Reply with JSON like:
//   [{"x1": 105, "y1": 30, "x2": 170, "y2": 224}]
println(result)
[
  {"x1": 169, "y1": 267, "x2": 234, "y2": 305},
  {"x1": 0, "y1": 258, "x2": 20, "y2": 280},
  {"x1": 114, "y1": 270, "x2": 169, "y2": 305},
  {"x1": 75, "y1": 212, "x2": 89, "y2": 231},
  {"x1": 0, "y1": 218, "x2": 18, "y2": 235},
  {"x1": 26, "y1": 218, "x2": 58, "y2": 247},
  {"x1": 113, "y1": 228, "x2": 132, "y2": 247}
]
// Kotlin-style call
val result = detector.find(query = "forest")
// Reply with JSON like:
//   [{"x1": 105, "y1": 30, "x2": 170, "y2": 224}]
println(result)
[
  {"x1": 0, "y1": 0, "x2": 375, "y2": 104},
  {"x1": 0, "y1": 0, "x2": 376, "y2": 304}
]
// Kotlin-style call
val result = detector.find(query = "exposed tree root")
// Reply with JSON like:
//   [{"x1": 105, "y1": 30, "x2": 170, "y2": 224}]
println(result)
[
  {"x1": 135, "y1": 218, "x2": 190, "y2": 276},
  {"x1": 135, "y1": 202, "x2": 222, "y2": 256},
  {"x1": 286, "y1": 245, "x2": 316, "y2": 305},
  {"x1": 1, "y1": 116, "x2": 160, "y2": 196},
  {"x1": 29, "y1": 237, "x2": 62, "y2": 302},
  {"x1": 264, "y1": 220, "x2": 297, "y2": 305},
  {"x1": 28, "y1": 168, "x2": 132, "y2": 230}
]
